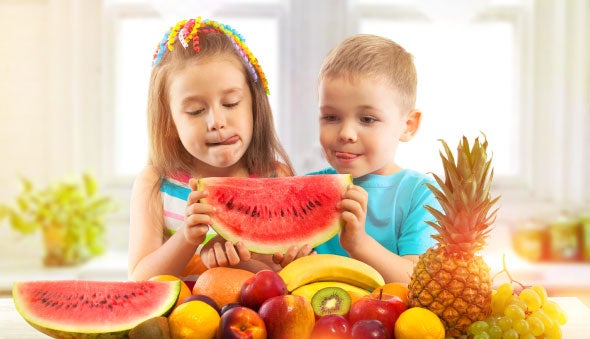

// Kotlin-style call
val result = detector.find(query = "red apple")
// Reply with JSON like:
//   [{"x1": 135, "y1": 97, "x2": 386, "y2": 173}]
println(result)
[
  {"x1": 372, "y1": 290, "x2": 407, "y2": 316},
  {"x1": 311, "y1": 314, "x2": 351, "y2": 338},
  {"x1": 348, "y1": 294, "x2": 403, "y2": 336},
  {"x1": 258, "y1": 294, "x2": 315, "y2": 339},
  {"x1": 240, "y1": 269, "x2": 287, "y2": 310},
  {"x1": 350, "y1": 319, "x2": 390, "y2": 339},
  {"x1": 217, "y1": 306, "x2": 267, "y2": 339}
]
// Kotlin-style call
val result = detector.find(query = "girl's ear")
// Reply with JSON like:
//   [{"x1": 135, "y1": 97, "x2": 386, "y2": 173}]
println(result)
[{"x1": 400, "y1": 109, "x2": 422, "y2": 142}]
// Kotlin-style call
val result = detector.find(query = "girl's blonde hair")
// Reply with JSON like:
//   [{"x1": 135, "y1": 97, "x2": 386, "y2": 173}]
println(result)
[
  {"x1": 318, "y1": 34, "x2": 417, "y2": 113},
  {"x1": 146, "y1": 20, "x2": 293, "y2": 179}
]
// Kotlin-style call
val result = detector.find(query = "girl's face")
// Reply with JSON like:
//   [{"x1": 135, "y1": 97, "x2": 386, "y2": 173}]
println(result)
[
  {"x1": 318, "y1": 75, "x2": 418, "y2": 178},
  {"x1": 168, "y1": 56, "x2": 253, "y2": 176}
]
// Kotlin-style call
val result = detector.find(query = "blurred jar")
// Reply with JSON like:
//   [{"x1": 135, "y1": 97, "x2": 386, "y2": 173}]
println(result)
[
  {"x1": 512, "y1": 217, "x2": 548, "y2": 262},
  {"x1": 579, "y1": 211, "x2": 590, "y2": 262},
  {"x1": 548, "y1": 212, "x2": 581, "y2": 262}
]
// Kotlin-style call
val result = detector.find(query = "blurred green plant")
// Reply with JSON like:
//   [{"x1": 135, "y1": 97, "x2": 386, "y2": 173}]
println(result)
[{"x1": 0, "y1": 172, "x2": 117, "y2": 266}]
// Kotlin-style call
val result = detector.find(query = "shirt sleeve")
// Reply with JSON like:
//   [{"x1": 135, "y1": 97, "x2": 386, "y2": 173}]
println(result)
[{"x1": 397, "y1": 178, "x2": 440, "y2": 256}]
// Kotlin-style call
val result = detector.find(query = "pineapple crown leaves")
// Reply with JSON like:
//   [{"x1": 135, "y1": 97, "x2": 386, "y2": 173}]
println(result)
[{"x1": 424, "y1": 134, "x2": 500, "y2": 254}]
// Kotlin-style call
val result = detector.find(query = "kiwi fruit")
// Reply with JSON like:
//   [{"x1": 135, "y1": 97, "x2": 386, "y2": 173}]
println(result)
[
  {"x1": 128, "y1": 316, "x2": 170, "y2": 339},
  {"x1": 311, "y1": 286, "x2": 351, "y2": 317}
]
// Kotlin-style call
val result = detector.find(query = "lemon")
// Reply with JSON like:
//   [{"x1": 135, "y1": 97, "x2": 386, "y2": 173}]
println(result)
[
  {"x1": 394, "y1": 307, "x2": 445, "y2": 339},
  {"x1": 168, "y1": 300, "x2": 220, "y2": 339}
]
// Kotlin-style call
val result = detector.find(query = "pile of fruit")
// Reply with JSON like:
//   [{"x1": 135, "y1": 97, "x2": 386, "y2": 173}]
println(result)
[
  {"x1": 12, "y1": 255, "x2": 568, "y2": 339},
  {"x1": 10, "y1": 135, "x2": 569, "y2": 338}
]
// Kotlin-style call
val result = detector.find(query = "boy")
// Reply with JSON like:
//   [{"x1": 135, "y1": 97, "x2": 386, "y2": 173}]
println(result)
[{"x1": 309, "y1": 34, "x2": 440, "y2": 283}]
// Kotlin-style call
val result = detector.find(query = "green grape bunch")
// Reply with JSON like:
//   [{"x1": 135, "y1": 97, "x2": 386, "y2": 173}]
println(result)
[
  {"x1": 467, "y1": 282, "x2": 568, "y2": 339},
  {"x1": 0, "y1": 172, "x2": 118, "y2": 265}
]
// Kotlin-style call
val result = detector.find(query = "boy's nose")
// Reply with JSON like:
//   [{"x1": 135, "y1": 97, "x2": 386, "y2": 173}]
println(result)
[
  {"x1": 207, "y1": 108, "x2": 226, "y2": 131},
  {"x1": 338, "y1": 124, "x2": 358, "y2": 143}
]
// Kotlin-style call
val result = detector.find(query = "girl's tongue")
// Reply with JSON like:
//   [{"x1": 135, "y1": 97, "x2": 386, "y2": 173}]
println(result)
[{"x1": 212, "y1": 135, "x2": 239, "y2": 146}]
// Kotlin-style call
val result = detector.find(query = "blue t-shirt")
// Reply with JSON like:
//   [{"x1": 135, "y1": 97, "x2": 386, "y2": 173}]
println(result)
[{"x1": 308, "y1": 168, "x2": 439, "y2": 257}]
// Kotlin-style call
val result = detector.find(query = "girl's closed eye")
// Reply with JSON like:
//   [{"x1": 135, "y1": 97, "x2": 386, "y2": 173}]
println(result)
[
  {"x1": 187, "y1": 108, "x2": 205, "y2": 115},
  {"x1": 223, "y1": 101, "x2": 239, "y2": 109}
]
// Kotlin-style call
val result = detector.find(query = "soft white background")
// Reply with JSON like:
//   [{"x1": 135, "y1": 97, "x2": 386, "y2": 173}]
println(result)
[{"x1": 0, "y1": 0, "x2": 588, "y2": 287}]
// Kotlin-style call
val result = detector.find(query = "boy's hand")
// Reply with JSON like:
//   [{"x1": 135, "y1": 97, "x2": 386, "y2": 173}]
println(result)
[
  {"x1": 338, "y1": 184, "x2": 369, "y2": 252},
  {"x1": 272, "y1": 244, "x2": 315, "y2": 268}
]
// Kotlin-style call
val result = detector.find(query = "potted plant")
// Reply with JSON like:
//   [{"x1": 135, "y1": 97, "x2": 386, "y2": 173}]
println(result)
[{"x1": 0, "y1": 172, "x2": 117, "y2": 266}]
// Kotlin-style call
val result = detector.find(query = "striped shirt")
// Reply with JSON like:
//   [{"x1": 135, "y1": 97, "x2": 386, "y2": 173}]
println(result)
[{"x1": 159, "y1": 172, "x2": 217, "y2": 249}]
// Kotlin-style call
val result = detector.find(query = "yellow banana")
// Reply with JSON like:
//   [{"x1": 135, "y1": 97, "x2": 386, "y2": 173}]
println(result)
[
  {"x1": 278, "y1": 254, "x2": 385, "y2": 292},
  {"x1": 291, "y1": 281, "x2": 370, "y2": 304}
]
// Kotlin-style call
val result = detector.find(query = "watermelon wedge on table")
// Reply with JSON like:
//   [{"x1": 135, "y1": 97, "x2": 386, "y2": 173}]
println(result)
[
  {"x1": 12, "y1": 280, "x2": 179, "y2": 338},
  {"x1": 198, "y1": 174, "x2": 352, "y2": 254}
]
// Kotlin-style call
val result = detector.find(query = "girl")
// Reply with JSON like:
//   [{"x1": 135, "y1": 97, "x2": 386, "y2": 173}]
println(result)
[{"x1": 128, "y1": 17, "x2": 309, "y2": 281}]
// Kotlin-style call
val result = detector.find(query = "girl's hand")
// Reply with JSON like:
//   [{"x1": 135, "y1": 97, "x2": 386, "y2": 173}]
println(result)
[
  {"x1": 338, "y1": 184, "x2": 369, "y2": 252},
  {"x1": 272, "y1": 244, "x2": 316, "y2": 268},
  {"x1": 184, "y1": 184, "x2": 212, "y2": 246},
  {"x1": 202, "y1": 240, "x2": 252, "y2": 268}
]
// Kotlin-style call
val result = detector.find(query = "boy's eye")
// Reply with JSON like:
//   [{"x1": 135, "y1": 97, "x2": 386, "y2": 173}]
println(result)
[
  {"x1": 321, "y1": 115, "x2": 339, "y2": 122},
  {"x1": 360, "y1": 116, "x2": 377, "y2": 124}
]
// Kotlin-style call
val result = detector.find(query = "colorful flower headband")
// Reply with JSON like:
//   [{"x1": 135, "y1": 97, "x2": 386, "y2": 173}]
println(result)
[{"x1": 152, "y1": 17, "x2": 269, "y2": 94}]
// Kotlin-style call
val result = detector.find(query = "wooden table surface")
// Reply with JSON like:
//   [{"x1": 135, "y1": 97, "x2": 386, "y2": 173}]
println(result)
[{"x1": 1, "y1": 297, "x2": 589, "y2": 338}]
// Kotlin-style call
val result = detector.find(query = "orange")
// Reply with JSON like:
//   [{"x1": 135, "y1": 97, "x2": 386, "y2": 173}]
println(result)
[
  {"x1": 149, "y1": 274, "x2": 192, "y2": 308},
  {"x1": 394, "y1": 307, "x2": 445, "y2": 339},
  {"x1": 192, "y1": 267, "x2": 255, "y2": 308},
  {"x1": 168, "y1": 300, "x2": 220, "y2": 338},
  {"x1": 371, "y1": 282, "x2": 409, "y2": 305}
]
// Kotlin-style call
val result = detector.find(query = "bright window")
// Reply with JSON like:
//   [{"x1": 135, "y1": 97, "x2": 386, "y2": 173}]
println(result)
[{"x1": 360, "y1": 20, "x2": 519, "y2": 177}]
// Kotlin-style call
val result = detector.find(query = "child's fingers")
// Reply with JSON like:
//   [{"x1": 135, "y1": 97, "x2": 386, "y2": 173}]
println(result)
[
  {"x1": 339, "y1": 198, "x2": 365, "y2": 217},
  {"x1": 297, "y1": 244, "x2": 313, "y2": 257},
  {"x1": 189, "y1": 177, "x2": 199, "y2": 191},
  {"x1": 185, "y1": 211, "x2": 212, "y2": 227},
  {"x1": 235, "y1": 241, "x2": 252, "y2": 261},
  {"x1": 343, "y1": 186, "x2": 368, "y2": 210},
  {"x1": 272, "y1": 253, "x2": 284, "y2": 264},
  {"x1": 186, "y1": 201, "x2": 215, "y2": 219},
  {"x1": 223, "y1": 241, "x2": 242, "y2": 266},
  {"x1": 341, "y1": 210, "x2": 359, "y2": 226},
  {"x1": 279, "y1": 246, "x2": 300, "y2": 266},
  {"x1": 212, "y1": 242, "x2": 231, "y2": 267},
  {"x1": 184, "y1": 225, "x2": 208, "y2": 244},
  {"x1": 187, "y1": 189, "x2": 208, "y2": 205}
]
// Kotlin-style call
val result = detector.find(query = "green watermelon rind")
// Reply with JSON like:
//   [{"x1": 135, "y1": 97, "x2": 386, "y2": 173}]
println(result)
[
  {"x1": 198, "y1": 174, "x2": 353, "y2": 254},
  {"x1": 12, "y1": 280, "x2": 180, "y2": 338}
]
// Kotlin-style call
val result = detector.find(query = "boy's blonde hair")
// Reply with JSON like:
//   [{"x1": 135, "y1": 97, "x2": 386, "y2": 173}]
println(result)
[
  {"x1": 318, "y1": 34, "x2": 417, "y2": 113},
  {"x1": 147, "y1": 20, "x2": 293, "y2": 179}
]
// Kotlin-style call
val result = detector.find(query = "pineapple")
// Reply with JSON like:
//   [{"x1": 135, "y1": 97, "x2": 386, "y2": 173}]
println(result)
[{"x1": 408, "y1": 135, "x2": 500, "y2": 337}]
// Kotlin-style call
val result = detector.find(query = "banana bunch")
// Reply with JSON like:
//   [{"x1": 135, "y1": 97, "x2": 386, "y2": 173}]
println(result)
[{"x1": 278, "y1": 254, "x2": 385, "y2": 292}]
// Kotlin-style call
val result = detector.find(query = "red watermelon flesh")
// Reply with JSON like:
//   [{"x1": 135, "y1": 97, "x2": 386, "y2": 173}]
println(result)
[
  {"x1": 12, "y1": 280, "x2": 180, "y2": 338},
  {"x1": 198, "y1": 174, "x2": 352, "y2": 254}
]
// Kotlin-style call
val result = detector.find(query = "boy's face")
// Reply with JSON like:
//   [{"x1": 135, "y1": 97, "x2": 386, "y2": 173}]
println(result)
[{"x1": 318, "y1": 75, "x2": 419, "y2": 178}]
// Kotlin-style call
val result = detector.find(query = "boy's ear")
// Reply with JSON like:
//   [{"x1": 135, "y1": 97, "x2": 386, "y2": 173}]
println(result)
[{"x1": 400, "y1": 109, "x2": 421, "y2": 142}]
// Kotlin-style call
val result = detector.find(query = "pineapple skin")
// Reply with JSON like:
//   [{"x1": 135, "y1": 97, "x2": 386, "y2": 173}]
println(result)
[{"x1": 408, "y1": 246, "x2": 492, "y2": 337}]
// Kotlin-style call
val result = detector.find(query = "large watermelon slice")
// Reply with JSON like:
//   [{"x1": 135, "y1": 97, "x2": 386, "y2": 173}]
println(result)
[
  {"x1": 198, "y1": 174, "x2": 352, "y2": 253},
  {"x1": 12, "y1": 280, "x2": 180, "y2": 338}
]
